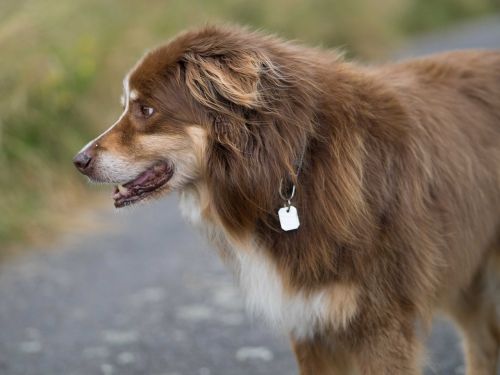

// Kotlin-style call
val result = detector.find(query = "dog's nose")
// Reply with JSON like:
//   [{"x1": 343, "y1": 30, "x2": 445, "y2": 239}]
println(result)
[{"x1": 73, "y1": 150, "x2": 93, "y2": 172}]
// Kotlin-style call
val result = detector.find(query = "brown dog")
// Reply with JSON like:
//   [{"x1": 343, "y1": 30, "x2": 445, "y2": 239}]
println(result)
[{"x1": 74, "y1": 25, "x2": 500, "y2": 374}]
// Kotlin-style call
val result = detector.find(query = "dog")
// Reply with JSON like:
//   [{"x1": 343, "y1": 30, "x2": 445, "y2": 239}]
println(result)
[{"x1": 73, "y1": 25, "x2": 500, "y2": 374}]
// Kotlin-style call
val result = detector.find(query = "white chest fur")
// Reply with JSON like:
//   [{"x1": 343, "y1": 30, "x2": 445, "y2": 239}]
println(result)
[
  {"x1": 236, "y1": 245, "x2": 333, "y2": 339},
  {"x1": 179, "y1": 190, "x2": 358, "y2": 339}
]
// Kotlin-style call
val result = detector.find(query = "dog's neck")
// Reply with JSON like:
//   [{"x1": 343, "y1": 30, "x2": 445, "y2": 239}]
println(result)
[{"x1": 183, "y1": 63, "x2": 414, "y2": 292}]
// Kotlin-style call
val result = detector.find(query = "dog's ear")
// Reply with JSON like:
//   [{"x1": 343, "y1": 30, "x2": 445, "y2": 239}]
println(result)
[
  {"x1": 183, "y1": 52, "x2": 266, "y2": 113},
  {"x1": 182, "y1": 51, "x2": 269, "y2": 153}
]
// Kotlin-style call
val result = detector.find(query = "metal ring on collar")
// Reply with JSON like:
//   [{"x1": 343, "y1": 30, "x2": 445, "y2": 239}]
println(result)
[{"x1": 279, "y1": 178, "x2": 296, "y2": 202}]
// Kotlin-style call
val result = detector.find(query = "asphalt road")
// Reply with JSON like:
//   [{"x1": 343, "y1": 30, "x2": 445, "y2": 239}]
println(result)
[{"x1": 1, "y1": 16, "x2": 499, "y2": 375}]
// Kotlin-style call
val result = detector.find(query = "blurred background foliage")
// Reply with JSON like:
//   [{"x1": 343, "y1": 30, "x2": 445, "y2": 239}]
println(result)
[{"x1": 0, "y1": 0, "x2": 499, "y2": 251}]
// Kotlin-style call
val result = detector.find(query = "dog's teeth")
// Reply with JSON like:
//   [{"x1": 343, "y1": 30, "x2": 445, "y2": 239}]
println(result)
[{"x1": 117, "y1": 184, "x2": 129, "y2": 195}]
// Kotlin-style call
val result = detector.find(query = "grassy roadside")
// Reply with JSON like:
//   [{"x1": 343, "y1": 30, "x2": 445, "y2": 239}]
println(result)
[{"x1": 0, "y1": 0, "x2": 498, "y2": 253}]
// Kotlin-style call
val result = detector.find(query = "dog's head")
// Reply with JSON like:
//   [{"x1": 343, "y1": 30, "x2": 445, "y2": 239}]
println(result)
[
  {"x1": 74, "y1": 26, "x2": 318, "y2": 231},
  {"x1": 73, "y1": 56, "x2": 208, "y2": 208}
]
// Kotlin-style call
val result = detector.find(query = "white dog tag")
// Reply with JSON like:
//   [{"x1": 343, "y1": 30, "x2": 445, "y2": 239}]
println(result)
[{"x1": 278, "y1": 205, "x2": 300, "y2": 231}]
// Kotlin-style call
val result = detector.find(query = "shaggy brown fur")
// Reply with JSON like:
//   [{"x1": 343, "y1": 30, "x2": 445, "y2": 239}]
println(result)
[{"x1": 74, "y1": 26, "x2": 500, "y2": 374}]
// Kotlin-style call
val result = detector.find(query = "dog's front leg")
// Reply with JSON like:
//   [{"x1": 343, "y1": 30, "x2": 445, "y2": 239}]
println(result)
[
  {"x1": 291, "y1": 336, "x2": 356, "y2": 375},
  {"x1": 355, "y1": 320, "x2": 423, "y2": 375}
]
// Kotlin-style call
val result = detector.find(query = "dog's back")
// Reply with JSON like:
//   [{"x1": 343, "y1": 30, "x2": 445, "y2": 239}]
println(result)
[{"x1": 383, "y1": 50, "x2": 500, "y2": 279}]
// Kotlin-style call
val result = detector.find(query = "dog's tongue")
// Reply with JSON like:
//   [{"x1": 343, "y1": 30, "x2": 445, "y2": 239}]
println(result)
[{"x1": 126, "y1": 168, "x2": 156, "y2": 188}]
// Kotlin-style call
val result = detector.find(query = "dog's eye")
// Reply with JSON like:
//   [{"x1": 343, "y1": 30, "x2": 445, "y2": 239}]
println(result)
[{"x1": 139, "y1": 105, "x2": 155, "y2": 118}]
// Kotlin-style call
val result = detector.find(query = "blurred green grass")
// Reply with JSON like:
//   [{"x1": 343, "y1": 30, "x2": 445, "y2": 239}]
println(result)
[{"x1": 0, "y1": 0, "x2": 498, "y2": 251}]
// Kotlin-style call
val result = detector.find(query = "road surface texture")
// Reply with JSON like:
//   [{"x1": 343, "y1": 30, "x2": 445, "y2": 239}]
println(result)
[{"x1": 1, "y1": 16, "x2": 499, "y2": 375}]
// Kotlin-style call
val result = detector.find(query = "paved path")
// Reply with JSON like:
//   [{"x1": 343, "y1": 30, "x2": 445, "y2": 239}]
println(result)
[
  {"x1": 1, "y1": 16, "x2": 499, "y2": 375},
  {"x1": 0, "y1": 198, "x2": 467, "y2": 375}
]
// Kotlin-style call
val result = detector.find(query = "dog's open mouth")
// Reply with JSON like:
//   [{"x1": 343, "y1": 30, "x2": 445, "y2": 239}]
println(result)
[{"x1": 112, "y1": 161, "x2": 174, "y2": 208}]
